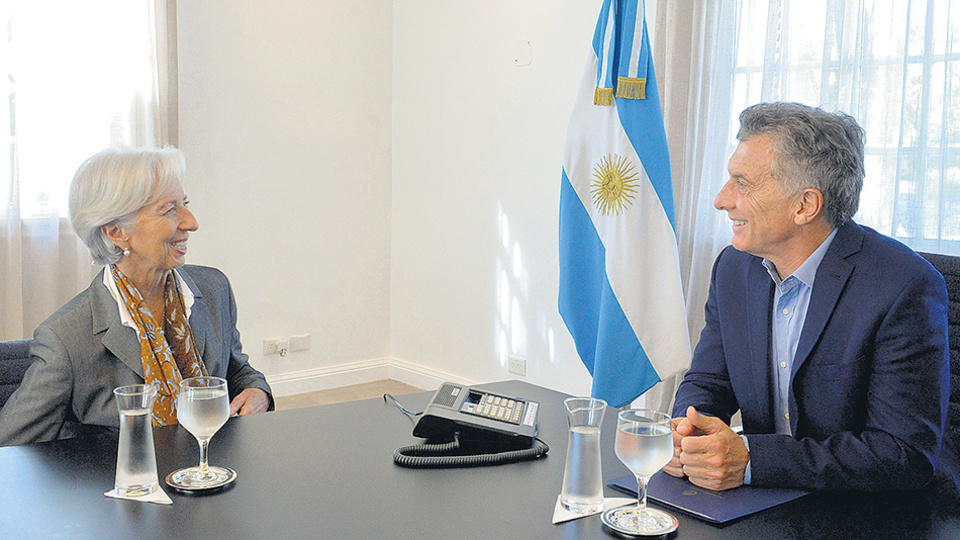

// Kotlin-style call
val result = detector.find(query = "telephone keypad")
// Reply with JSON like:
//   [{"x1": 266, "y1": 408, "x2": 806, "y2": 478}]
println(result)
[{"x1": 465, "y1": 392, "x2": 524, "y2": 425}]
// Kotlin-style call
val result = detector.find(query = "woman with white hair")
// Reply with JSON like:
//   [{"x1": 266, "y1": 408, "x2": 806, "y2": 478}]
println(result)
[{"x1": 0, "y1": 147, "x2": 272, "y2": 446}]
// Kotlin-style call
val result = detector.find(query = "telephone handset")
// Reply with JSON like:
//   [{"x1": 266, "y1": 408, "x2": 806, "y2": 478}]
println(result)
[{"x1": 392, "y1": 383, "x2": 549, "y2": 468}]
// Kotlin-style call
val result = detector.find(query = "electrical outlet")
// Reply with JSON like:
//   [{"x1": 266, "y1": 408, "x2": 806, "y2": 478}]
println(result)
[
  {"x1": 508, "y1": 355, "x2": 527, "y2": 376},
  {"x1": 263, "y1": 337, "x2": 284, "y2": 356}
]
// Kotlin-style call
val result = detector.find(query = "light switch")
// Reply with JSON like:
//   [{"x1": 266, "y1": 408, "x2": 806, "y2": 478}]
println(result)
[{"x1": 513, "y1": 39, "x2": 532, "y2": 66}]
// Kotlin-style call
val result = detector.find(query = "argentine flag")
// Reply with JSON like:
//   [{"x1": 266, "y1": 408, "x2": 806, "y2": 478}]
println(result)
[{"x1": 559, "y1": 0, "x2": 690, "y2": 408}]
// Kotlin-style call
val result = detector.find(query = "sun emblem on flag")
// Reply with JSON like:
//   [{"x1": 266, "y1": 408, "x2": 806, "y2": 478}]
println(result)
[{"x1": 591, "y1": 154, "x2": 639, "y2": 215}]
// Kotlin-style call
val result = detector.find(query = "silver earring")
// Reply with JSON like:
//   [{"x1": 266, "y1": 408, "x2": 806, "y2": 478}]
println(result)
[{"x1": 123, "y1": 248, "x2": 131, "y2": 257}]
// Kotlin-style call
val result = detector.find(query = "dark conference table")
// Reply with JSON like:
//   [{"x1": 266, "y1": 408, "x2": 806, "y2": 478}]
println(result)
[{"x1": 1, "y1": 379, "x2": 959, "y2": 539}]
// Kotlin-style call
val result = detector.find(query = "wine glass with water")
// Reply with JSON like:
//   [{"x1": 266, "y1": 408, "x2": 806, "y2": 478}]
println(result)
[
  {"x1": 166, "y1": 376, "x2": 235, "y2": 490},
  {"x1": 608, "y1": 409, "x2": 679, "y2": 535}
]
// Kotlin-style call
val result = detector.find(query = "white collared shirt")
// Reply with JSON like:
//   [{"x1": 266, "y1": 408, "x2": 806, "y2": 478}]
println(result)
[{"x1": 103, "y1": 267, "x2": 195, "y2": 334}]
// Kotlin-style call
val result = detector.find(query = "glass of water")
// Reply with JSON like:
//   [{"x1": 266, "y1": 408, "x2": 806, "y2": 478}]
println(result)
[
  {"x1": 606, "y1": 409, "x2": 678, "y2": 535},
  {"x1": 113, "y1": 384, "x2": 160, "y2": 496},
  {"x1": 560, "y1": 397, "x2": 607, "y2": 513},
  {"x1": 166, "y1": 376, "x2": 235, "y2": 490}
]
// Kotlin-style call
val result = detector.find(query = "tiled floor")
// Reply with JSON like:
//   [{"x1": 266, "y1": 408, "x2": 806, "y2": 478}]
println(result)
[{"x1": 274, "y1": 379, "x2": 423, "y2": 410}]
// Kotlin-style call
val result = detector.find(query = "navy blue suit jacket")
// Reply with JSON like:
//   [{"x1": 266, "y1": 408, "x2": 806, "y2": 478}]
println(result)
[{"x1": 673, "y1": 221, "x2": 950, "y2": 491}]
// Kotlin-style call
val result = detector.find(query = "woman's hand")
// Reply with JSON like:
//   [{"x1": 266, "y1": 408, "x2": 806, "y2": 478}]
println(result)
[{"x1": 229, "y1": 388, "x2": 271, "y2": 416}]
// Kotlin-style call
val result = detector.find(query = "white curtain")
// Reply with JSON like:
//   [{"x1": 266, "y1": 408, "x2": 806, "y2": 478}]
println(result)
[
  {"x1": 730, "y1": 0, "x2": 960, "y2": 255},
  {"x1": 640, "y1": 0, "x2": 740, "y2": 413},
  {"x1": 642, "y1": 0, "x2": 960, "y2": 412},
  {"x1": 0, "y1": 0, "x2": 177, "y2": 340}
]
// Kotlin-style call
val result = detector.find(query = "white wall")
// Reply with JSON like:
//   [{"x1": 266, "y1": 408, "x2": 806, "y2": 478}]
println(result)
[
  {"x1": 390, "y1": 0, "x2": 602, "y2": 396},
  {"x1": 177, "y1": 0, "x2": 394, "y2": 390},
  {"x1": 178, "y1": 0, "x2": 656, "y2": 398}
]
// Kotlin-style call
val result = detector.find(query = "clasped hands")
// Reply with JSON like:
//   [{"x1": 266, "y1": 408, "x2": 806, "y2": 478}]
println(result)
[{"x1": 662, "y1": 406, "x2": 750, "y2": 491}]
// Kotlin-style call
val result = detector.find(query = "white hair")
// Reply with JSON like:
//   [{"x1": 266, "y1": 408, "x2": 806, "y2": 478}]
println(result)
[{"x1": 69, "y1": 147, "x2": 187, "y2": 265}]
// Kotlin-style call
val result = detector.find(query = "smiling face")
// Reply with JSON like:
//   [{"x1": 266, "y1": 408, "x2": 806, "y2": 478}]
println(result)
[
  {"x1": 714, "y1": 134, "x2": 804, "y2": 266},
  {"x1": 114, "y1": 182, "x2": 198, "y2": 289}
]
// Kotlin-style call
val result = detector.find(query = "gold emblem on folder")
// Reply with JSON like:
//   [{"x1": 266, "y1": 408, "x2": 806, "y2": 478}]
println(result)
[{"x1": 591, "y1": 154, "x2": 639, "y2": 215}]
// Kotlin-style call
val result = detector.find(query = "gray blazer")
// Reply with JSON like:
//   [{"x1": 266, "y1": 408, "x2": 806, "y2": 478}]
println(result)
[{"x1": 0, "y1": 265, "x2": 273, "y2": 446}]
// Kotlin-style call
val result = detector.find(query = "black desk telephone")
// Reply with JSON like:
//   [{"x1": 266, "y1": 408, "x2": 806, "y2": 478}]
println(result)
[{"x1": 392, "y1": 383, "x2": 549, "y2": 468}]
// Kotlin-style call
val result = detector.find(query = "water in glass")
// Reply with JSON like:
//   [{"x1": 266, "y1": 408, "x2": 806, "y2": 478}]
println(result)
[
  {"x1": 614, "y1": 422, "x2": 673, "y2": 477},
  {"x1": 561, "y1": 425, "x2": 604, "y2": 511},
  {"x1": 116, "y1": 409, "x2": 159, "y2": 496},
  {"x1": 178, "y1": 386, "x2": 229, "y2": 440},
  {"x1": 560, "y1": 396, "x2": 607, "y2": 513},
  {"x1": 114, "y1": 384, "x2": 160, "y2": 497}
]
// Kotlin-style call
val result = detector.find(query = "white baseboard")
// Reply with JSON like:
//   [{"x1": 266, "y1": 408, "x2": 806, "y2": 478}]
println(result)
[{"x1": 265, "y1": 357, "x2": 476, "y2": 397}]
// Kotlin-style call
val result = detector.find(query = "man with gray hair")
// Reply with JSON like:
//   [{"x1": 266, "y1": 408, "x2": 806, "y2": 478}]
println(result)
[{"x1": 664, "y1": 102, "x2": 950, "y2": 491}]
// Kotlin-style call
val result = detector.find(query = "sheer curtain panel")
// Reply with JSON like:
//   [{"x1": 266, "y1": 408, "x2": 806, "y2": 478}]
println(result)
[
  {"x1": 640, "y1": 0, "x2": 741, "y2": 413},
  {"x1": 731, "y1": 0, "x2": 960, "y2": 255},
  {"x1": 0, "y1": 0, "x2": 177, "y2": 340}
]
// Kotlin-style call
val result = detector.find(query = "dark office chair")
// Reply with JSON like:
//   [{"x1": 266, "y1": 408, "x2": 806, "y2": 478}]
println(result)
[
  {"x1": 0, "y1": 339, "x2": 32, "y2": 412},
  {"x1": 919, "y1": 252, "x2": 960, "y2": 453}
]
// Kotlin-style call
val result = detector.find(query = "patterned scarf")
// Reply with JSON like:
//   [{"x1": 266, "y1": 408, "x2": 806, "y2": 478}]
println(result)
[{"x1": 110, "y1": 265, "x2": 208, "y2": 426}]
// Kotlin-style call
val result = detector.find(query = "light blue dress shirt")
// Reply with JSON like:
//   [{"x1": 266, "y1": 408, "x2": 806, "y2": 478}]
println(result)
[{"x1": 740, "y1": 229, "x2": 837, "y2": 484}]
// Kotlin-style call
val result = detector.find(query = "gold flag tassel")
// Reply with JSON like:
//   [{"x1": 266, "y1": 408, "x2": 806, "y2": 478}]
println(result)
[
  {"x1": 615, "y1": 77, "x2": 647, "y2": 100},
  {"x1": 594, "y1": 87, "x2": 614, "y2": 106}
]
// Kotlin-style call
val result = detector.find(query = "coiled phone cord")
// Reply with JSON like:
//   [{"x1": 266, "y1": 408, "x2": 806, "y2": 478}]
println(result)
[{"x1": 392, "y1": 433, "x2": 550, "y2": 468}]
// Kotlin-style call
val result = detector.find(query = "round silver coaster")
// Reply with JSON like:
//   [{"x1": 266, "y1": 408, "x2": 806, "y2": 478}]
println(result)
[
  {"x1": 601, "y1": 504, "x2": 679, "y2": 537},
  {"x1": 165, "y1": 466, "x2": 237, "y2": 492}
]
